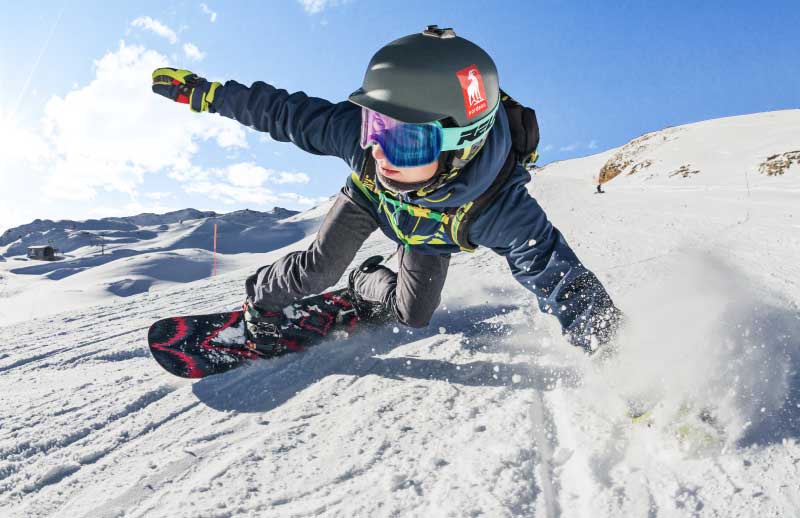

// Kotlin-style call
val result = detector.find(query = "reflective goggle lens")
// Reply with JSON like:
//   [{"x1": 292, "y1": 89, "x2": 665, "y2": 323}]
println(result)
[
  {"x1": 360, "y1": 109, "x2": 442, "y2": 168},
  {"x1": 359, "y1": 103, "x2": 499, "y2": 168}
]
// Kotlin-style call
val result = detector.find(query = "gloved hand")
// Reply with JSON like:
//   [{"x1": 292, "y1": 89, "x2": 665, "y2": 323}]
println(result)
[
  {"x1": 572, "y1": 305, "x2": 625, "y2": 359},
  {"x1": 151, "y1": 68, "x2": 221, "y2": 112},
  {"x1": 592, "y1": 306, "x2": 625, "y2": 348}
]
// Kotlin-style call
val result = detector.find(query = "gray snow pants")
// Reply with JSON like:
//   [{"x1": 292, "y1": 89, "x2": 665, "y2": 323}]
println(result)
[{"x1": 245, "y1": 187, "x2": 450, "y2": 328}]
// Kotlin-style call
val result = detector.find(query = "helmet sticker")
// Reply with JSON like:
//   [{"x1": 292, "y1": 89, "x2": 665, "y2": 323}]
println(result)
[{"x1": 456, "y1": 65, "x2": 488, "y2": 119}]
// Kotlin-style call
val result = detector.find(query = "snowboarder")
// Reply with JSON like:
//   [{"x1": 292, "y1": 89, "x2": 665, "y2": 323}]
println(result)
[
  {"x1": 152, "y1": 25, "x2": 622, "y2": 353},
  {"x1": 596, "y1": 183, "x2": 605, "y2": 194}
]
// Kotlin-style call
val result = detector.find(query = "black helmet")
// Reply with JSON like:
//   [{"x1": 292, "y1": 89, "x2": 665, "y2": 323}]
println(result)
[{"x1": 349, "y1": 26, "x2": 500, "y2": 128}]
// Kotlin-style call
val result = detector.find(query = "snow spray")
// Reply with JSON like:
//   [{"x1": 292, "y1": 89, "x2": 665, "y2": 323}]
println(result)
[{"x1": 588, "y1": 251, "x2": 800, "y2": 447}]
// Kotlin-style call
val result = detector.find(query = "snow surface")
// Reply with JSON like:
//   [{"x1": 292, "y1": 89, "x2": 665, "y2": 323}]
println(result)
[{"x1": 1, "y1": 110, "x2": 799, "y2": 517}]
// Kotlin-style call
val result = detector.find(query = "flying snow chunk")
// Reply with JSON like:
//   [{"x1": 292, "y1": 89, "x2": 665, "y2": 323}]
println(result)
[{"x1": 215, "y1": 322, "x2": 245, "y2": 345}]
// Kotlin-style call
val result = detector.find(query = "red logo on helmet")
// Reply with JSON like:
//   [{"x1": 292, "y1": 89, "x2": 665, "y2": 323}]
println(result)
[{"x1": 456, "y1": 65, "x2": 488, "y2": 119}]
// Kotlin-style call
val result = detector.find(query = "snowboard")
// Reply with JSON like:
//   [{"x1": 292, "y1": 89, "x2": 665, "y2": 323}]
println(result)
[{"x1": 148, "y1": 288, "x2": 372, "y2": 379}]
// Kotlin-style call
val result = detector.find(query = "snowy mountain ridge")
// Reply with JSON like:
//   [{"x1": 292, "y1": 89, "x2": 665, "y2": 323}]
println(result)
[
  {"x1": 1, "y1": 109, "x2": 799, "y2": 517},
  {"x1": 0, "y1": 207, "x2": 299, "y2": 256},
  {"x1": 0, "y1": 205, "x2": 318, "y2": 326}
]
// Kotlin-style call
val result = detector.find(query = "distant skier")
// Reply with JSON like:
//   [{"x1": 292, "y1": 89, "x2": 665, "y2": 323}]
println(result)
[
  {"x1": 596, "y1": 183, "x2": 605, "y2": 194},
  {"x1": 152, "y1": 25, "x2": 622, "y2": 353}
]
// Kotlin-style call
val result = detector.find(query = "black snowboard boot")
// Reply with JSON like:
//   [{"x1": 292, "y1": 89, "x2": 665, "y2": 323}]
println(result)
[
  {"x1": 347, "y1": 255, "x2": 396, "y2": 323},
  {"x1": 242, "y1": 298, "x2": 284, "y2": 354}
]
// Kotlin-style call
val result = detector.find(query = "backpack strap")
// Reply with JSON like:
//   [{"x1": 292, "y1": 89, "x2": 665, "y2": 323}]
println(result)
[
  {"x1": 444, "y1": 150, "x2": 517, "y2": 252},
  {"x1": 446, "y1": 91, "x2": 538, "y2": 250}
]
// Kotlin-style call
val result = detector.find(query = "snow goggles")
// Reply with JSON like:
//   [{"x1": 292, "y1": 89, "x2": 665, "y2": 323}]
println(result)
[{"x1": 359, "y1": 103, "x2": 498, "y2": 168}]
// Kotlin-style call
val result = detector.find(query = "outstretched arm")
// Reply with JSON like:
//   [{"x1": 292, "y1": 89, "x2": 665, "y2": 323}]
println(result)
[
  {"x1": 152, "y1": 68, "x2": 362, "y2": 167},
  {"x1": 470, "y1": 181, "x2": 621, "y2": 351},
  {"x1": 212, "y1": 80, "x2": 361, "y2": 164}
]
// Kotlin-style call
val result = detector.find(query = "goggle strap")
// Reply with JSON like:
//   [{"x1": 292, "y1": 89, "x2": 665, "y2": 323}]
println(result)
[{"x1": 440, "y1": 102, "x2": 499, "y2": 151}]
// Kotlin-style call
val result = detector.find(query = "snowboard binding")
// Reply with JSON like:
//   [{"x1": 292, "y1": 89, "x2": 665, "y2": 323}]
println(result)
[
  {"x1": 347, "y1": 255, "x2": 396, "y2": 323},
  {"x1": 242, "y1": 299, "x2": 284, "y2": 354}
]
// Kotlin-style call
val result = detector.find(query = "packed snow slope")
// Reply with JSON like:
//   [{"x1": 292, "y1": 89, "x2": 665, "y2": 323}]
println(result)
[{"x1": 1, "y1": 110, "x2": 799, "y2": 517}]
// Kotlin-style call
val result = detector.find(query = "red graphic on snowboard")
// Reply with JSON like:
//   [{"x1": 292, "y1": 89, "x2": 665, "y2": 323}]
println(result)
[{"x1": 147, "y1": 288, "x2": 368, "y2": 379}]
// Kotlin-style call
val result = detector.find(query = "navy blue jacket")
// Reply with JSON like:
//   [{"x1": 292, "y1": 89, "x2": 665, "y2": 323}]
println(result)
[{"x1": 211, "y1": 80, "x2": 617, "y2": 348}]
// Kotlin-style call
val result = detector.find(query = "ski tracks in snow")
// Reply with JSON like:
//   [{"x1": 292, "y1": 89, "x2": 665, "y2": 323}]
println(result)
[
  {"x1": 528, "y1": 390, "x2": 560, "y2": 518},
  {"x1": 0, "y1": 274, "x2": 246, "y2": 516}
]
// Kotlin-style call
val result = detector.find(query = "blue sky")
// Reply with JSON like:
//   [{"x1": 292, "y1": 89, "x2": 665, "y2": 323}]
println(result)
[{"x1": 1, "y1": 0, "x2": 798, "y2": 233}]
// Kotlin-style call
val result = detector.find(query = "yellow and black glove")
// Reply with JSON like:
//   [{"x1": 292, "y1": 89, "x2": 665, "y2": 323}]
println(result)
[{"x1": 151, "y1": 68, "x2": 221, "y2": 112}]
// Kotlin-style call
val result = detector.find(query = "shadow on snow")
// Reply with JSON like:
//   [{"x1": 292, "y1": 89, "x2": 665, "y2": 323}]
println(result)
[
  {"x1": 728, "y1": 301, "x2": 800, "y2": 448},
  {"x1": 192, "y1": 303, "x2": 581, "y2": 414}
]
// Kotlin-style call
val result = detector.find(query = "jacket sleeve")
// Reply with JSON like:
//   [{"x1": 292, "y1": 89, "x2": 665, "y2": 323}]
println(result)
[
  {"x1": 210, "y1": 80, "x2": 363, "y2": 169},
  {"x1": 469, "y1": 181, "x2": 619, "y2": 351}
]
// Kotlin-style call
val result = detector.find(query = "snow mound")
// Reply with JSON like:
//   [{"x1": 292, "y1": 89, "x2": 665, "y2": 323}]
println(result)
[{"x1": 589, "y1": 109, "x2": 800, "y2": 188}]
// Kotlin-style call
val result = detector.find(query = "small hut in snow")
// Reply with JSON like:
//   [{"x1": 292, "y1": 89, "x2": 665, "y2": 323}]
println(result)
[{"x1": 27, "y1": 245, "x2": 56, "y2": 261}]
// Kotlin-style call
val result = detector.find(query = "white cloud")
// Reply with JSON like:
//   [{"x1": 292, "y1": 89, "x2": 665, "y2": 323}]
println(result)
[
  {"x1": 224, "y1": 162, "x2": 272, "y2": 188},
  {"x1": 297, "y1": 0, "x2": 350, "y2": 15},
  {"x1": 587, "y1": 140, "x2": 599, "y2": 150},
  {"x1": 143, "y1": 192, "x2": 174, "y2": 201},
  {"x1": 177, "y1": 162, "x2": 312, "y2": 206},
  {"x1": 183, "y1": 42, "x2": 206, "y2": 61},
  {"x1": 200, "y1": 3, "x2": 218, "y2": 22},
  {"x1": 0, "y1": 109, "x2": 52, "y2": 168},
  {"x1": 185, "y1": 181, "x2": 275, "y2": 205},
  {"x1": 44, "y1": 154, "x2": 133, "y2": 201},
  {"x1": 39, "y1": 41, "x2": 247, "y2": 202},
  {"x1": 130, "y1": 16, "x2": 178, "y2": 44},
  {"x1": 0, "y1": 41, "x2": 321, "y2": 230},
  {"x1": 168, "y1": 165, "x2": 210, "y2": 184},
  {"x1": 273, "y1": 171, "x2": 310, "y2": 184},
  {"x1": 280, "y1": 192, "x2": 320, "y2": 206},
  {"x1": 0, "y1": 110, "x2": 54, "y2": 231},
  {"x1": 559, "y1": 143, "x2": 579, "y2": 152},
  {"x1": 216, "y1": 162, "x2": 310, "y2": 187}
]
